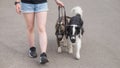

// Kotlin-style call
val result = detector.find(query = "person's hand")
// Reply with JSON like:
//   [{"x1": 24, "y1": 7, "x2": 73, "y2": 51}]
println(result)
[
  {"x1": 55, "y1": 0, "x2": 64, "y2": 7},
  {"x1": 15, "y1": 3, "x2": 21, "y2": 15}
]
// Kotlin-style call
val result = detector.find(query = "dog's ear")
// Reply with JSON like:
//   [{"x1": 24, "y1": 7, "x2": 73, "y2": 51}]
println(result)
[
  {"x1": 76, "y1": 27, "x2": 80, "y2": 35},
  {"x1": 79, "y1": 19, "x2": 83, "y2": 27},
  {"x1": 81, "y1": 27, "x2": 84, "y2": 35}
]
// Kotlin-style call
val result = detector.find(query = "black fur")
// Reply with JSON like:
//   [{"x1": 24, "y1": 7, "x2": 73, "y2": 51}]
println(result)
[
  {"x1": 66, "y1": 14, "x2": 84, "y2": 43},
  {"x1": 69, "y1": 14, "x2": 83, "y2": 27}
]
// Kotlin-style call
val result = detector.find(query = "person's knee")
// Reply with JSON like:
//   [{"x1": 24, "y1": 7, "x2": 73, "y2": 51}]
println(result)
[
  {"x1": 38, "y1": 26, "x2": 46, "y2": 33},
  {"x1": 27, "y1": 25, "x2": 34, "y2": 33}
]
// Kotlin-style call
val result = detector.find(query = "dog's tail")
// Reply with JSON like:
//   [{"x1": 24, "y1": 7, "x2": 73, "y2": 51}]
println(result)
[{"x1": 71, "y1": 6, "x2": 83, "y2": 17}]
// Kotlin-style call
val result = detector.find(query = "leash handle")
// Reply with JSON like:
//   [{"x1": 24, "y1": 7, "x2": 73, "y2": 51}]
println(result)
[{"x1": 58, "y1": 6, "x2": 67, "y2": 24}]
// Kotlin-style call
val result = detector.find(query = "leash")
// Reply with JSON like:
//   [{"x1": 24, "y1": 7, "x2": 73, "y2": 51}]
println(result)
[
  {"x1": 58, "y1": 6, "x2": 71, "y2": 24},
  {"x1": 58, "y1": 6, "x2": 67, "y2": 25},
  {"x1": 58, "y1": 6, "x2": 71, "y2": 38}
]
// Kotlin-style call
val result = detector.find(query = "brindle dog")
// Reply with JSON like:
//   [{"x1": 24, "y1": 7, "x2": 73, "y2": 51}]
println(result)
[{"x1": 55, "y1": 7, "x2": 70, "y2": 53}]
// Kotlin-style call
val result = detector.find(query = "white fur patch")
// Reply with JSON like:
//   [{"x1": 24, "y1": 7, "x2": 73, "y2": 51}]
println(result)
[
  {"x1": 72, "y1": 26, "x2": 75, "y2": 35},
  {"x1": 58, "y1": 47, "x2": 62, "y2": 53},
  {"x1": 67, "y1": 37, "x2": 73, "y2": 54},
  {"x1": 71, "y1": 6, "x2": 83, "y2": 17},
  {"x1": 75, "y1": 36, "x2": 81, "y2": 59},
  {"x1": 67, "y1": 34, "x2": 81, "y2": 60}
]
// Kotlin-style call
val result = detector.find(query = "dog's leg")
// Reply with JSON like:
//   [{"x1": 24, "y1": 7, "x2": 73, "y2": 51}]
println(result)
[
  {"x1": 75, "y1": 37, "x2": 81, "y2": 60},
  {"x1": 58, "y1": 46, "x2": 62, "y2": 53},
  {"x1": 63, "y1": 36, "x2": 67, "y2": 47},
  {"x1": 67, "y1": 37, "x2": 73, "y2": 54},
  {"x1": 63, "y1": 36, "x2": 68, "y2": 52},
  {"x1": 57, "y1": 40, "x2": 62, "y2": 53}
]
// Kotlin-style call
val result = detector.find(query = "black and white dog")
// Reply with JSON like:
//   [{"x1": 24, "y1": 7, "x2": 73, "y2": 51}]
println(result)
[{"x1": 66, "y1": 6, "x2": 84, "y2": 60}]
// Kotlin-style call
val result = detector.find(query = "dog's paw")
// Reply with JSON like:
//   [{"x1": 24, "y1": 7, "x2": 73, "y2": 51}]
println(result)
[
  {"x1": 68, "y1": 48, "x2": 73, "y2": 54},
  {"x1": 68, "y1": 45, "x2": 73, "y2": 54},
  {"x1": 57, "y1": 47, "x2": 62, "y2": 53},
  {"x1": 75, "y1": 54, "x2": 80, "y2": 60}
]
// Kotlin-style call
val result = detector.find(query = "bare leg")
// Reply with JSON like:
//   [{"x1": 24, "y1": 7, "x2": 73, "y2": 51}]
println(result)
[
  {"x1": 36, "y1": 12, "x2": 47, "y2": 53},
  {"x1": 23, "y1": 13, "x2": 35, "y2": 47}
]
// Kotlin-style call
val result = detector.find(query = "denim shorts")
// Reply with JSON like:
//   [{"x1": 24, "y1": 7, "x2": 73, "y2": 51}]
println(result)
[{"x1": 21, "y1": 2, "x2": 48, "y2": 13}]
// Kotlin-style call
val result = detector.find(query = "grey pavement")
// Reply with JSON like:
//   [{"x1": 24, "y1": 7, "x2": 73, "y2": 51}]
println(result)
[{"x1": 0, "y1": 0, "x2": 120, "y2": 68}]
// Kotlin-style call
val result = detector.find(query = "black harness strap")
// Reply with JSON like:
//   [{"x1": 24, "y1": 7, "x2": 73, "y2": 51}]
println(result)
[
  {"x1": 57, "y1": 6, "x2": 71, "y2": 39},
  {"x1": 58, "y1": 6, "x2": 68, "y2": 25}
]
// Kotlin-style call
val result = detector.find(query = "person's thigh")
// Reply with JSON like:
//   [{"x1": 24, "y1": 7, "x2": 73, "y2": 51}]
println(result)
[
  {"x1": 23, "y1": 13, "x2": 35, "y2": 29},
  {"x1": 21, "y1": 2, "x2": 35, "y2": 28},
  {"x1": 36, "y1": 12, "x2": 47, "y2": 30}
]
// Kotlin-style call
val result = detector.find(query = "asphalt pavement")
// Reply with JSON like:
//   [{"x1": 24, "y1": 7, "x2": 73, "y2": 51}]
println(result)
[{"x1": 0, "y1": 0, "x2": 120, "y2": 68}]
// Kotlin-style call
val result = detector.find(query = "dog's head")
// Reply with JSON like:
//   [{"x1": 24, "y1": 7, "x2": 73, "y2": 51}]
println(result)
[
  {"x1": 67, "y1": 14, "x2": 83, "y2": 43},
  {"x1": 67, "y1": 25, "x2": 81, "y2": 43},
  {"x1": 55, "y1": 17, "x2": 66, "y2": 41}
]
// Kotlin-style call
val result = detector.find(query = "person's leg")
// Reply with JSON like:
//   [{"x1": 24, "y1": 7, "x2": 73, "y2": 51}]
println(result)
[
  {"x1": 36, "y1": 12, "x2": 47, "y2": 53},
  {"x1": 36, "y1": 12, "x2": 49, "y2": 64},
  {"x1": 23, "y1": 13, "x2": 35, "y2": 47},
  {"x1": 23, "y1": 13, "x2": 37, "y2": 58}
]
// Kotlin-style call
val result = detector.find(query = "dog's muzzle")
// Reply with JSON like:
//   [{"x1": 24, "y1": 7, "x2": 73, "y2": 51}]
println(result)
[
  {"x1": 55, "y1": 28, "x2": 65, "y2": 41},
  {"x1": 57, "y1": 34, "x2": 63, "y2": 41},
  {"x1": 70, "y1": 36, "x2": 76, "y2": 43},
  {"x1": 56, "y1": 32, "x2": 64, "y2": 41}
]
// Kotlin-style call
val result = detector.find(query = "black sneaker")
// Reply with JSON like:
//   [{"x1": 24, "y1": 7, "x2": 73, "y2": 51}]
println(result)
[
  {"x1": 29, "y1": 47, "x2": 37, "y2": 58},
  {"x1": 40, "y1": 53, "x2": 49, "y2": 64}
]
